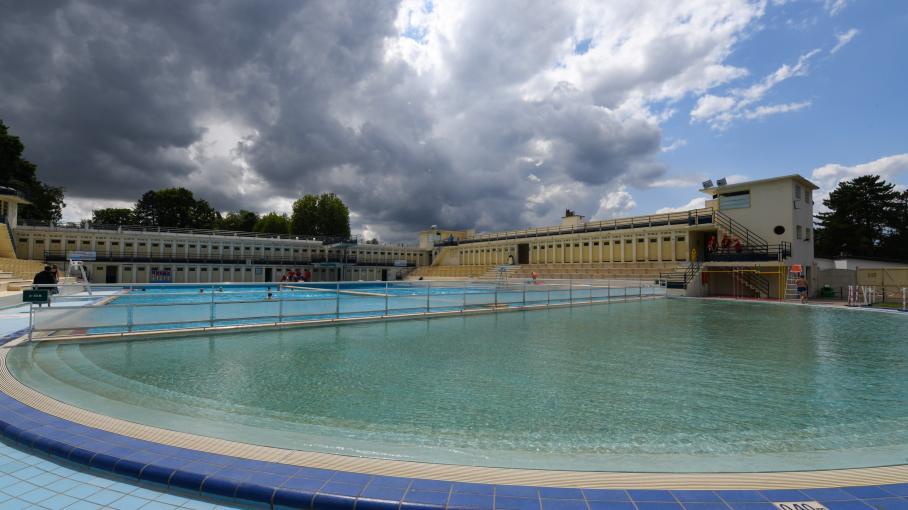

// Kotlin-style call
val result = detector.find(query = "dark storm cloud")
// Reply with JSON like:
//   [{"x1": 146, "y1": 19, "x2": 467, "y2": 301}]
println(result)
[{"x1": 0, "y1": 0, "x2": 694, "y2": 240}]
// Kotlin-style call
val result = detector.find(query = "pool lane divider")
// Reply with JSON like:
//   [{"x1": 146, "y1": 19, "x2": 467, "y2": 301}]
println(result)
[{"x1": 284, "y1": 284, "x2": 390, "y2": 298}]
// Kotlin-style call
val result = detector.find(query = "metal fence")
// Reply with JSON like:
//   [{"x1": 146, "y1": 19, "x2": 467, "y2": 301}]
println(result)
[{"x1": 28, "y1": 279, "x2": 665, "y2": 338}]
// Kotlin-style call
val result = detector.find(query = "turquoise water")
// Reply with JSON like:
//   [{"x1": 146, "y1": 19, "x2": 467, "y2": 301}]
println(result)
[{"x1": 10, "y1": 300, "x2": 908, "y2": 472}]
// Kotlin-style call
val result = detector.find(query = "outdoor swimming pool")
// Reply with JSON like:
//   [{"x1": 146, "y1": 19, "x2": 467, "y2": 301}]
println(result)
[{"x1": 9, "y1": 299, "x2": 908, "y2": 473}]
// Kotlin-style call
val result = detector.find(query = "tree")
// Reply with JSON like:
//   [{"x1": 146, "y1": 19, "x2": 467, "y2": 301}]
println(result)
[
  {"x1": 290, "y1": 192, "x2": 351, "y2": 238},
  {"x1": 253, "y1": 212, "x2": 290, "y2": 235},
  {"x1": 0, "y1": 119, "x2": 65, "y2": 222},
  {"x1": 132, "y1": 188, "x2": 220, "y2": 229},
  {"x1": 217, "y1": 210, "x2": 259, "y2": 231},
  {"x1": 290, "y1": 194, "x2": 319, "y2": 236},
  {"x1": 91, "y1": 208, "x2": 134, "y2": 225},
  {"x1": 814, "y1": 175, "x2": 904, "y2": 258},
  {"x1": 881, "y1": 189, "x2": 908, "y2": 259},
  {"x1": 317, "y1": 193, "x2": 351, "y2": 238}
]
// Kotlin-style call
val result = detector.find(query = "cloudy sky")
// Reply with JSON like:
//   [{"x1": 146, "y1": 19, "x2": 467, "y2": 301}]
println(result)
[{"x1": 1, "y1": 0, "x2": 906, "y2": 242}]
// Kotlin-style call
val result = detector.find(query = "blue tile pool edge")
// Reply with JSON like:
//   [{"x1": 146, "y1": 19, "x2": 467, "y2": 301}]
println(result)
[{"x1": 1, "y1": 390, "x2": 908, "y2": 510}]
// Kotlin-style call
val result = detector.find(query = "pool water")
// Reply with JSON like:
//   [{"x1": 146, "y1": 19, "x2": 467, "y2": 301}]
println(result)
[{"x1": 9, "y1": 299, "x2": 908, "y2": 472}]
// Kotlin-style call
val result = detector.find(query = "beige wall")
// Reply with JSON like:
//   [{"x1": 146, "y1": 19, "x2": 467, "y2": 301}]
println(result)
[
  {"x1": 711, "y1": 177, "x2": 815, "y2": 269},
  {"x1": 453, "y1": 227, "x2": 690, "y2": 266}
]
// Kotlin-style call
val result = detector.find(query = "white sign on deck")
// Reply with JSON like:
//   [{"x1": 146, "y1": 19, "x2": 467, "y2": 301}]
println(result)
[{"x1": 773, "y1": 502, "x2": 828, "y2": 510}]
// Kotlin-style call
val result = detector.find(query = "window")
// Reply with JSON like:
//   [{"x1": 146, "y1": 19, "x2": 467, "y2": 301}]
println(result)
[
  {"x1": 794, "y1": 185, "x2": 802, "y2": 200},
  {"x1": 718, "y1": 190, "x2": 750, "y2": 210},
  {"x1": 807, "y1": 190, "x2": 813, "y2": 204},
  {"x1": 663, "y1": 237, "x2": 671, "y2": 242},
  {"x1": 773, "y1": 226, "x2": 786, "y2": 235},
  {"x1": 650, "y1": 238, "x2": 657, "y2": 243},
  {"x1": 796, "y1": 225, "x2": 803, "y2": 240},
  {"x1": 805, "y1": 228, "x2": 811, "y2": 241}
]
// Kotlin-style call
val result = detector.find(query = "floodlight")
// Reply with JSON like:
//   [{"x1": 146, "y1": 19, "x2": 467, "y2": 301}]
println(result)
[
  {"x1": 716, "y1": 177, "x2": 727, "y2": 186},
  {"x1": 702, "y1": 179, "x2": 714, "y2": 189}
]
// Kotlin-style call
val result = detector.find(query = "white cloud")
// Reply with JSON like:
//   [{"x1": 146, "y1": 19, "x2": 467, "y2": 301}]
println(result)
[
  {"x1": 690, "y1": 49, "x2": 819, "y2": 129},
  {"x1": 660, "y1": 138, "x2": 687, "y2": 152},
  {"x1": 594, "y1": 186, "x2": 637, "y2": 218},
  {"x1": 62, "y1": 198, "x2": 135, "y2": 223},
  {"x1": 648, "y1": 176, "x2": 703, "y2": 188},
  {"x1": 831, "y1": 28, "x2": 859, "y2": 54},
  {"x1": 743, "y1": 101, "x2": 811, "y2": 119},
  {"x1": 824, "y1": 0, "x2": 849, "y2": 16},
  {"x1": 810, "y1": 153, "x2": 908, "y2": 209},
  {"x1": 655, "y1": 196, "x2": 706, "y2": 214}
]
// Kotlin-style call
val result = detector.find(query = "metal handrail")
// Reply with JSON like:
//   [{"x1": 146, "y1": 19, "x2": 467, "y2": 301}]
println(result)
[
  {"x1": 28, "y1": 279, "x2": 665, "y2": 338},
  {"x1": 712, "y1": 210, "x2": 769, "y2": 247}
]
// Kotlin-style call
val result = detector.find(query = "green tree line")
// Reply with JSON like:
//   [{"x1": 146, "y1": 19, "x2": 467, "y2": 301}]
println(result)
[
  {"x1": 0, "y1": 120, "x2": 65, "y2": 222},
  {"x1": 814, "y1": 175, "x2": 908, "y2": 260},
  {"x1": 91, "y1": 189, "x2": 351, "y2": 238}
]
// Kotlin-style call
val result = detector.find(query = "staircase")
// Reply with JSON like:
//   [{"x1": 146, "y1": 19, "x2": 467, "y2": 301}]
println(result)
[
  {"x1": 660, "y1": 260, "x2": 702, "y2": 290},
  {"x1": 707, "y1": 211, "x2": 790, "y2": 262},
  {"x1": 731, "y1": 270, "x2": 770, "y2": 298}
]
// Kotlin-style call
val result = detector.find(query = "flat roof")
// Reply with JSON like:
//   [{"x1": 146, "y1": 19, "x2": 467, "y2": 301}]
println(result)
[{"x1": 700, "y1": 174, "x2": 818, "y2": 194}]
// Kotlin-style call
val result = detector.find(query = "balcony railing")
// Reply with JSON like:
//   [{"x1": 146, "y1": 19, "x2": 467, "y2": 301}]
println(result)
[
  {"x1": 704, "y1": 242, "x2": 791, "y2": 262},
  {"x1": 19, "y1": 219, "x2": 362, "y2": 244},
  {"x1": 42, "y1": 250, "x2": 416, "y2": 267},
  {"x1": 459, "y1": 208, "x2": 715, "y2": 244}
]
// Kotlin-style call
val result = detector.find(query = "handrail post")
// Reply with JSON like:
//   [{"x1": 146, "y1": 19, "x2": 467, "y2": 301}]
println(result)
[
  {"x1": 426, "y1": 279, "x2": 431, "y2": 313},
  {"x1": 127, "y1": 304, "x2": 133, "y2": 333},
  {"x1": 385, "y1": 281, "x2": 389, "y2": 316},
  {"x1": 569, "y1": 278, "x2": 573, "y2": 304},
  {"x1": 278, "y1": 289, "x2": 284, "y2": 323},
  {"x1": 209, "y1": 288, "x2": 215, "y2": 327},
  {"x1": 336, "y1": 281, "x2": 341, "y2": 319},
  {"x1": 523, "y1": 282, "x2": 527, "y2": 307}
]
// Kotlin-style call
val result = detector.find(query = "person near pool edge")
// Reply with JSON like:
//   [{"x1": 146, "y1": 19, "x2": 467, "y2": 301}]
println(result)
[
  {"x1": 32, "y1": 266, "x2": 57, "y2": 306},
  {"x1": 796, "y1": 273, "x2": 808, "y2": 304}
]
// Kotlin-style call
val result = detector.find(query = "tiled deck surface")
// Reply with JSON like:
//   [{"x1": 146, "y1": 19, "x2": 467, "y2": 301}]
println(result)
[{"x1": 0, "y1": 440, "x2": 245, "y2": 510}]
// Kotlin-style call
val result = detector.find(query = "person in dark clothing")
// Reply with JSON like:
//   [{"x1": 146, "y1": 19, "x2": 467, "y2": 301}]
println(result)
[{"x1": 32, "y1": 266, "x2": 57, "y2": 307}]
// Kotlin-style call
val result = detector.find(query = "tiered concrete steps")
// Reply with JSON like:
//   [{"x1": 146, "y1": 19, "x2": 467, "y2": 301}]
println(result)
[{"x1": 0, "y1": 258, "x2": 49, "y2": 291}]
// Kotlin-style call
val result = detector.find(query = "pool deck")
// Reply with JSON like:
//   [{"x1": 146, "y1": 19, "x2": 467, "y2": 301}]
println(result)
[{"x1": 0, "y1": 298, "x2": 907, "y2": 510}]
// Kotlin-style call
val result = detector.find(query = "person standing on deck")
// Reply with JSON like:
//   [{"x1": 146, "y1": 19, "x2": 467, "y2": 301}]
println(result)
[{"x1": 796, "y1": 274, "x2": 808, "y2": 304}]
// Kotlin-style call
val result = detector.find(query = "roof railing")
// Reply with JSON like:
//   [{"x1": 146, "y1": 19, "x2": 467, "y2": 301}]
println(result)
[{"x1": 17, "y1": 219, "x2": 368, "y2": 244}]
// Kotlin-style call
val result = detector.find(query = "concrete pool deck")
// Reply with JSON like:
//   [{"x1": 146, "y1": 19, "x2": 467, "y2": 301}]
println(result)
[{"x1": 0, "y1": 298, "x2": 907, "y2": 510}]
